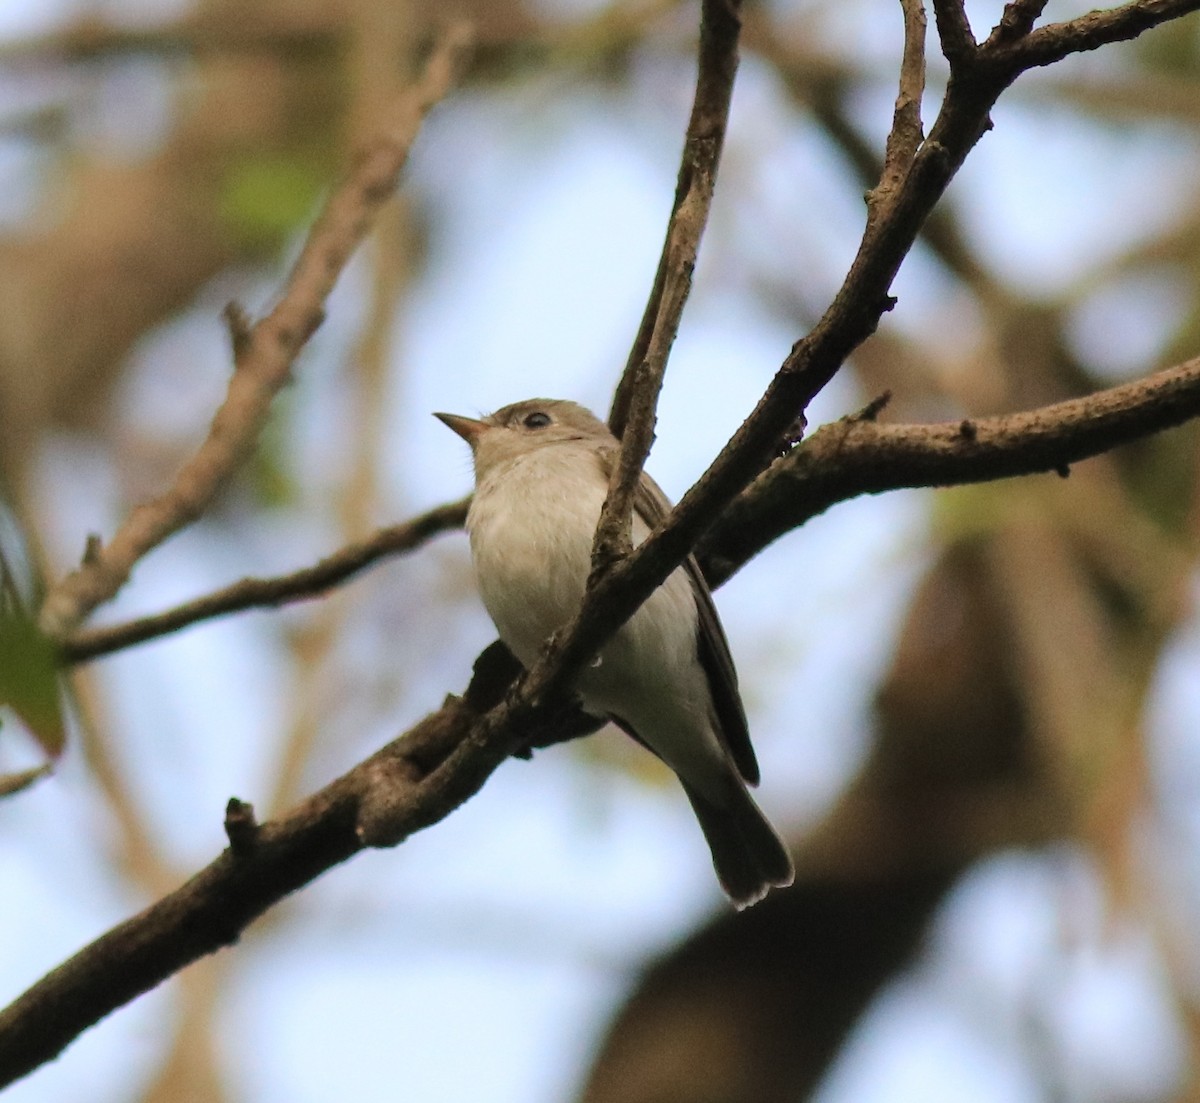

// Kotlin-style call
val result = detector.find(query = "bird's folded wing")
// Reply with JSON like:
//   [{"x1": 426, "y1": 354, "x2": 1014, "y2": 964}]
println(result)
[{"x1": 594, "y1": 447, "x2": 759, "y2": 784}]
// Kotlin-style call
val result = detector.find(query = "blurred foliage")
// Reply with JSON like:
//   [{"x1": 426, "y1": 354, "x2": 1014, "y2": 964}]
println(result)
[
  {"x1": 218, "y1": 150, "x2": 331, "y2": 252},
  {"x1": 1135, "y1": 15, "x2": 1200, "y2": 72},
  {"x1": 0, "y1": 537, "x2": 64, "y2": 767},
  {"x1": 246, "y1": 391, "x2": 304, "y2": 509}
]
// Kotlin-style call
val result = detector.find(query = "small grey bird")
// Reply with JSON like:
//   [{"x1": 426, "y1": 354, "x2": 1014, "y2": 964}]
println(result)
[{"x1": 435, "y1": 399, "x2": 793, "y2": 907}]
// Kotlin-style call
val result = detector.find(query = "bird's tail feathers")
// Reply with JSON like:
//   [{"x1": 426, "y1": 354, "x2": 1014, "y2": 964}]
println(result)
[{"x1": 682, "y1": 779, "x2": 794, "y2": 909}]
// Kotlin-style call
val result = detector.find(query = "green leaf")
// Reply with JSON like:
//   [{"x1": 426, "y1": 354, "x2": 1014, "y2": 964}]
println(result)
[
  {"x1": 219, "y1": 153, "x2": 327, "y2": 251},
  {"x1": 0, "y1": 548, "x2": 65, "y2": 759}
]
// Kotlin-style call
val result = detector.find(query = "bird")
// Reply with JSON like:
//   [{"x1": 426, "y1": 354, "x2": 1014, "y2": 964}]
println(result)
[{"x1": 435, "y1": 398, "x2": 793, "y2": 907}]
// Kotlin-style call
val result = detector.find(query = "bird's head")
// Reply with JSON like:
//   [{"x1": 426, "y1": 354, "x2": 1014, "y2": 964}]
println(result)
[{"x1": 434, "y1": 398, "x2": 612, "y2": 480}]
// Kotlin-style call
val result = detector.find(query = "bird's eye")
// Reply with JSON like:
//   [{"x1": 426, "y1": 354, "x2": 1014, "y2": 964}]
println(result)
[{"x1": 523, "y1": 412, "x2": 552, "y2": 429}]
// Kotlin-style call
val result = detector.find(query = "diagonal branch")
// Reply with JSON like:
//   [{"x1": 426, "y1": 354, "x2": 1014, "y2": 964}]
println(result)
[
  {"x1": 670, "y1": 0, "x2": 1186, "y2": 508},
  {"x1": 870, "y1": 0, "x2": 927, "y2": 220},
  {"x1": 988, "y1": 0, "x2": 1051, "y2": 46},
  {"x1": 56, "y1": 350, "x2": 1200, "y2": 669},
  {"x1": 59, "y1": 498, "x2": 469, "y2": 664},
  {"x1": 36, "y1": 24, "x2": 472, "y2": 638},
  {"x1": 931, "y1": 0, "x2": 977, "y2": 67},
  {"x1": 700, "y1": 355, "x2": 1200, "y2": 585},
  {"x1": 6, "y1": 350, "x2": 1200, "y2": 1089},
  {"x1": 987, "y1": 0, "x2": 1200, "y2": 66},
  {"x1": 595, "y1": 0, "x2": 743, "y2": 572}
]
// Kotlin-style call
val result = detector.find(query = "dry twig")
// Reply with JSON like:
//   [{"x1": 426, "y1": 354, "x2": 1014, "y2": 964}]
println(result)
[
  {"x1": 37, "y1": 24, "x2": 472, "y2": 637},
  {"x1": 871, "y1": 0, "x2": 927, "y2": 219},
  {"x1": 61, "y1": 499, "x2": 468, "y2": 664},
  {"x1": 595, "y1": 0, "x2": 743, "y2": 572}
]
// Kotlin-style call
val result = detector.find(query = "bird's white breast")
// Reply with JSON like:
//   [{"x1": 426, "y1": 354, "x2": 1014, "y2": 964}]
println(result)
[
  {"x1": 467, "y1": 444, "x2": 607, "y2": 667},
  {"x1": 465, "y1": 442, "x2": 727, "y2": 795}
]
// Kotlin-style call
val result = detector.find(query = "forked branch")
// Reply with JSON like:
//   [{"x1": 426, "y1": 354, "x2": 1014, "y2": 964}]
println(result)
[{"x1": 37, "y1": 25, "x2": 472, "y2": 637}]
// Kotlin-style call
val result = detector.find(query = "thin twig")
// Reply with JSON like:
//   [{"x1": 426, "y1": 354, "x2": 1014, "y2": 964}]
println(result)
[
  {"x1": 700, "y1": 355, "x2": 1200, "y2": 585},
  {"x1": 990, "y1": 0, "x2": 1200, "y2": 69},
  {"x1": 988, "y1": 0, "x2": 1051, "y2": 45},
  {"x1": 930, "y1": 0, "x2": 977, "y2": 68},
  {"x1": 595, "y1": 0, "x2": 743, "y2": 572},
  {"x1": 37, "y1": 24, "x2": 472, "y2": 638},
  {"x1": 60, "y1": 498, "x2": 468, "y2": 664},
  {"x1": 869, "y1": 0, "x2": 927, "y2": 222},
  {"x1": 605, "y1": 0, "x2": 742, "y2": 438}
]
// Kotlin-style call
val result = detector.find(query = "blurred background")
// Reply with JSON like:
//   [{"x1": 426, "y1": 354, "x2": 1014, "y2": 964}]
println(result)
[{"x1": 2, "y1": 0, "x2": 1200, "y2": 1100}]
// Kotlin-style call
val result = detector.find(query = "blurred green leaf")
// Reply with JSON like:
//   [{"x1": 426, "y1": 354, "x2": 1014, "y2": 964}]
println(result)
[
  {"x1": 219, "y1": 153, "x2": 328, "y2": 251},
  {"x1": 1134, "y1": 16, "x2": 1200, "y2": 75},
  {"x1": 247, "y1": 396, "x2": 303, "y2": 509},
  {"x1": 0, "y1": 547, "x2": 65, "y2": 760}
]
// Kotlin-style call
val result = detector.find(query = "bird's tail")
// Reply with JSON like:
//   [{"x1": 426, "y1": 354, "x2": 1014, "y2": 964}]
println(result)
[{"x1": 682, "y1": 780, "x2": 794, "y2": 909}]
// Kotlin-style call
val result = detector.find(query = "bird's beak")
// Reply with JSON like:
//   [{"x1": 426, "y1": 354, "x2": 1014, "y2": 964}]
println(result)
[{"x1": 434, "y1": 412, "x2": 489, "y2": 447}]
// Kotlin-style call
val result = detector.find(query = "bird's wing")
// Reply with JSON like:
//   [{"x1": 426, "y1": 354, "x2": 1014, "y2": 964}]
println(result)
[{"x1": 594, "y1": 448, "x2": 759, "y2": 785}]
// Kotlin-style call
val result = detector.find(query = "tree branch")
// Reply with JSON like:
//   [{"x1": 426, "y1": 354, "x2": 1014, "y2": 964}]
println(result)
[
  {"x1": 700, "y1": 355, "x2": 1200, "y2": 585},
  {"x1": 988, "y1": 0, "x2": 1051, "y2": 46},
  {"x1": 0, "y1": 696, "x2": 463, "y2": 1089},
  {"x1": 987, "y1": 0, "x2": 1200, "y2": 67},
  {"x1": 6, "y1": 350, "x2": 1200, "y2": 1088},
  {"x1": 36, "y1": 24, "x2": 472, "y2": 638},
  {"x1": 59, "y1": 354, "x2": 1200, "y2": 665},
  {"x1": 869, "y1": 0, "x2": 927, "y2": 219},
  {"x1": 930, "y1": 0, "x2": 976, "y2": 68},
  {"x1": 596, "y1": 0, "x2": 742, "y2": 571},
  {"x1": 670, "y1": 0, "x2": 1168, "y2": 510},
  {"x1": 59, "y1": 498, "x2": 469, "y2": 665}
]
